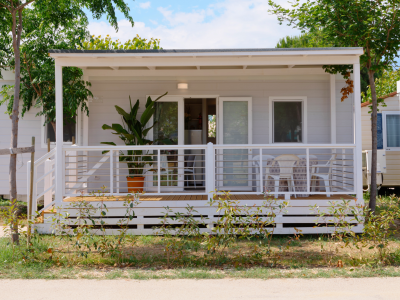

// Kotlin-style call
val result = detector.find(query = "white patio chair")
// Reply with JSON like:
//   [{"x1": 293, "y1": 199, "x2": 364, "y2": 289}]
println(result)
[
  {"x1": 265, "y1": 154, "x2": 299, "y2": 198},
  {"x1": 184, "y1": 155, "x2": 197, "y2": 188},
  {"x1": 160, "y1": 154, "x2": 172, "y2": 186},
  {"x1": 310, "y1": 154, "x2": 337, "y2": 197},
  {"x1": 252, "y1": 155, "x2": 275, "y2": 184}
]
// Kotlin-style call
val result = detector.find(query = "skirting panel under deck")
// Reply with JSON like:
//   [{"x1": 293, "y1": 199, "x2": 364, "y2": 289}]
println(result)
[{"x1": 35, "y1": 194, "x2": 362, "y2": 235}]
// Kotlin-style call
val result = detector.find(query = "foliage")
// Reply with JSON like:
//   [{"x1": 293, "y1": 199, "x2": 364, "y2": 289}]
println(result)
[
  {"x1": 80, "y1": 34, "x2": 161, "y2": 50},
  {"x1": 101, "y1": 93, "x2": 168, "y2": 176},
  {"x1": 312, "y1": 196, "x2": 400, "y2": 266},
  {"x1": 362, "y1": 69, "x2": 400, "y2": 108},
  {"x1": 0, "y1": 192, "x2": 400, "y2": 274},
  {"x1": 0, "y1": 6, "x2": 92, "y2": 129},
  {"x1": 275, "y1": 32, "x2": 376, "y2": 95},
  {"x1": 208, "y1": 115, "x2": 216, "y2": 138},
  {"x1": 311, "y1": 199, "x2": 364, "y2": 266},
  {"x1": 49, "y1": 186, "x2": 141, "y2": 265},
  {"x1": 155, "y1": 205, "x2": 207, "y2": 267},
  {"x1": 356, "y1": 195, "x2": 400, "y2": 265},
  {"x1": 276, "y1": 32, "x2": 328, "y2": 48},
  {"x1": 154, "y1": 191, "x2": 291, "y2": 267}
]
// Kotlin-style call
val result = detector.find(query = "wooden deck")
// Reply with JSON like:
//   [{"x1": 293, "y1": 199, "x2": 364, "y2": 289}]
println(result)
[{"x1": 63, "y1": 194, "x2": 354, "y2": 202}]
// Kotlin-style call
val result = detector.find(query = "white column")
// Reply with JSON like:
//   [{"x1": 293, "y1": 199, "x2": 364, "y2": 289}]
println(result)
[
  {"x1": 55, "y1": 61, "x2": 63, "y2": 204},
  {"x1": 353, "y1": 63, "x2": 363, "y2": 202},
  {"x1": 330, "y1": 74, "x2": 337, "y2": 144},
  {"x1": 206, "y1": 142, "x2": 215, "y2": 200}
]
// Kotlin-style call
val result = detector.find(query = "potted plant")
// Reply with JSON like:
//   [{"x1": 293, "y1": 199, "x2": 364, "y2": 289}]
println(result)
[{"x1": 101, "y1": 92, "x2": 167, "y2": 193}]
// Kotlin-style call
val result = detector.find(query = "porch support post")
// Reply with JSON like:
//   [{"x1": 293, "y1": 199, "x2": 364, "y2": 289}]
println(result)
[
  {"x1": 206, "y1": 142, "x2": 215, "y2": 201},
  {"x1": 330, "y1": 74, "x2": 336, "y2": 144},
  {"x1": 353, "y1": 63, "x2": 363, "y2": 202},
  {"x1": 55, "y1": 61, "x2": 63, "y2": 204}
]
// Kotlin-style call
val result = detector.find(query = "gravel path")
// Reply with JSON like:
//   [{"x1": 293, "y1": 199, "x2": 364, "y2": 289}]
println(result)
[{"x1": 0, "y1": 278, "x2": 398, "y2": 300}]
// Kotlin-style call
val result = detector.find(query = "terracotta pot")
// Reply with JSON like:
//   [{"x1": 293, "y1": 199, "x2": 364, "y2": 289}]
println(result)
[{"x1": 126, "y1": 176, "x2": 144, "y2": 193}]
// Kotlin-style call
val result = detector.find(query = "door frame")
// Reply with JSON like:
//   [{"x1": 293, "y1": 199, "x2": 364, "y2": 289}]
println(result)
[
  {"x1": 146, "y1": 95, "x2": 220, "y2": 192},
  {"x1": 146, "y1": 96, "x2": 185, "y2": 192},
  {"x1": 217, "y1": 97, "x2": 253, "y2": 191}
]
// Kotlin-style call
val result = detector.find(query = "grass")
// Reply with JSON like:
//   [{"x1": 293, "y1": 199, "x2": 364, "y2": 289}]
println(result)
[{"x1": 0, "y1": 193, "x2": 400, "y2": 279}]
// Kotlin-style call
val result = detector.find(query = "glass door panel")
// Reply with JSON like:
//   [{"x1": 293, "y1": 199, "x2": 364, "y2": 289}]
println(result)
[
  {"x1": 146, "y1": 97, "x2": 184, "y2": 192},
  {"x1": 218, "y1": 98, "x2": 252, "y2": 191}
]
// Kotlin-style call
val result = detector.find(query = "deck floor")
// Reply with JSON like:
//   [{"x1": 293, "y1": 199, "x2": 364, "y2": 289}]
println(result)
[{"x1": 63, "y1": 194, "x2": 354, "y2": 202}]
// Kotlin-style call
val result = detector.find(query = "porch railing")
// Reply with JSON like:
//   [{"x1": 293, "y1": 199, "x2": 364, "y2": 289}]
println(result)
[
  {"x1": 61, "y1": 143, "x2": 356, "y2": 198},
  {"x1": 28, "y1": 148, "x2": 56, "y2": 216}
]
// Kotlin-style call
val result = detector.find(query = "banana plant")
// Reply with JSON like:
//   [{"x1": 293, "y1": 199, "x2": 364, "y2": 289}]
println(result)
[{"x1": 101, "y1": 92, "x2": 167, "y2": 177}]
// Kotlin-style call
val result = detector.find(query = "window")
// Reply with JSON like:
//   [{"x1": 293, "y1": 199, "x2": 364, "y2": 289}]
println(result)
[
  {"x1": 273, "y1": 101, "x2": 303, "y2": 143},
  {"x1": 383, "y1": 112, "x2": 400, "y2": 150},
  {"x1": 46, "y1": 117, "x2": 77, "y2": 143},
  {"x1": 41, "y1": 111, "x2": 86, "y2": 148}
]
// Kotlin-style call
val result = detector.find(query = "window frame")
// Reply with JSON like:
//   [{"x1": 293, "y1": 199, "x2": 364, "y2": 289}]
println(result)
[
  {"x1": 382, "y1": 111, "x2": 400, "y2": 151},
  {"x1": 269, "y1": 96, "x2": 307, "y2": 144},
  {"x1": 41, "y1": 108, "x2": 88, "y2": 148}
]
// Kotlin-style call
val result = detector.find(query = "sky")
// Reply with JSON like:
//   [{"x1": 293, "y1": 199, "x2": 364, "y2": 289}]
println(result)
[{"x1": 86, "y1": 0, "x2": 302, "y2": 49}]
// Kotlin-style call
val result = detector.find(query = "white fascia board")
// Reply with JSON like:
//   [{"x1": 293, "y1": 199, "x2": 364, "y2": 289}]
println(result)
[
  {"x1": 49, "y1": 48, "x2": 363, "y2": 59},
  {"x1": 83, "y1": 68, "x2": 328, "y2": 77},
  {"x1": 55, "y1": 55, "x2": 360, "y2": 67}
]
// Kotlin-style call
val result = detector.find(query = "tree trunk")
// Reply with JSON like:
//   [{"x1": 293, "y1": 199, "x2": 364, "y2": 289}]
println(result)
[
  {"x1": 51, "y1": 121, "x2": 56, "y2": 139},
  {"x1": 368, "y1": 70, "x2": 377, "y2": 213},
  {"x1": 9, "y1": 10, "x2": 23, "y2": 245}
]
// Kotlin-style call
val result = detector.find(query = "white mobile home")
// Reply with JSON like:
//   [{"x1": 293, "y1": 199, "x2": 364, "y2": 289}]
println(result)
[
  {"x1": 1, "y1": 48, "x2": 364, "y2": 234},
  {"x1": 361, "y1": 83, "x2": 400, "y2": 188}
]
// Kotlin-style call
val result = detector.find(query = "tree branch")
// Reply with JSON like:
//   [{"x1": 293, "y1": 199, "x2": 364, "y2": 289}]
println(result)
[
  {"x1": 23, "y1": 52, "x2": 42, "y2": 97},
  {"x1": 16, "y1": 0, "x2": 35, "y2": 11}
]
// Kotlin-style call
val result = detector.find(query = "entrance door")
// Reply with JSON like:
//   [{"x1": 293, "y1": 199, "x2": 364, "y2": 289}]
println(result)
[
  {"x1": 148, "y1": 96, "x2": 184, "y2": 192},
  {"x1": 217, "y1": 97, "x2": 252, "y2": 191}
]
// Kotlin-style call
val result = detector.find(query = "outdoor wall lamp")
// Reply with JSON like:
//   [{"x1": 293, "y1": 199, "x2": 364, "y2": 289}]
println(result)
[{"x1": 177, "y1": 83, "x2": 189, "y2": 89}]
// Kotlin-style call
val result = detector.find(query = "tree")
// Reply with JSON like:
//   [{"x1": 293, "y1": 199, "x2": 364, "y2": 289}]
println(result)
[
  {"x1": 275, "y1": 32, "x2": 380, "y2": 95},
  {"x1": 269, "y1": 0, "x2": 400, "y2": 213},
  {"x1": 80, "y1": 34, "x2": 161, "y2": 50},
  {"x1": 0, "y1": 8, "x2": 92, "y2": 137},
  {"x1": 0, "y1": 0, "x2": 134, "y2": 244},
  {"x1": 362, "y1": 69, "x2": 400, "y2": 105}
]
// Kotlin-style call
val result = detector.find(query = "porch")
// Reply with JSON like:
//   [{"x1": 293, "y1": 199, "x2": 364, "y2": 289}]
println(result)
[
  {"x1": 31, "y1": 143, "x2": 362, "y2": 235},
  {"x1": 30, "y1": 47, "x2": 364, "y2": 234}
]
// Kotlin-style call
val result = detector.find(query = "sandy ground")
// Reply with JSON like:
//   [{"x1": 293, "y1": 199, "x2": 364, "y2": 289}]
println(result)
[{"x1": 0, "y1": 278, "x2": 399, "y2": 300}]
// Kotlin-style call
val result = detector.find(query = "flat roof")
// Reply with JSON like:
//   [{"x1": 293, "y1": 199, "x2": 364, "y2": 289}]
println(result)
[{"x1": 49, "y1": 47, "x2": 363, "y2": 54}]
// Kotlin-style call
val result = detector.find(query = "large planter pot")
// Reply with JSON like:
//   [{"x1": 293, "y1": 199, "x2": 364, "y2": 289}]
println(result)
[{"x1": 127, "y1": 176, "x2": 145, "y2": 193}]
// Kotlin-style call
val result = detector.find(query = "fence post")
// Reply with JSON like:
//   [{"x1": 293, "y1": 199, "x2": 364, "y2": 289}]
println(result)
[
  {"x1": 44, "y1": 159, "x2": 52, "y2": 207},
  {"x1": 27, "y1": 137, "x2": 35, "y2": 246},
  {"x1": 206, "y1": 142, "x2": 215, "y2": 201}
]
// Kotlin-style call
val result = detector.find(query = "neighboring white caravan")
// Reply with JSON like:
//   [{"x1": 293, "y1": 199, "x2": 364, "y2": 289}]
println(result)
[{"x1": 361, "y1": 81, "x2": 400, "y2": 189}]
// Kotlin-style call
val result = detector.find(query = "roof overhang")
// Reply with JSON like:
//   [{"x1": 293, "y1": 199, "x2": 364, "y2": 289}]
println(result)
[{"x1": 49, "y1": 48, "x2": 363, "y2": 78}]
